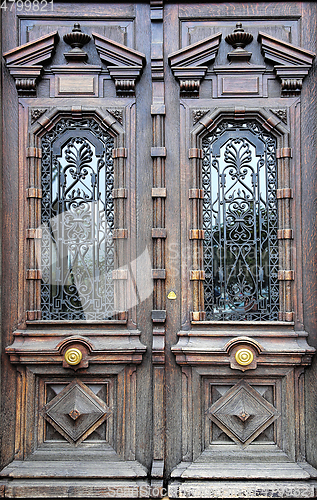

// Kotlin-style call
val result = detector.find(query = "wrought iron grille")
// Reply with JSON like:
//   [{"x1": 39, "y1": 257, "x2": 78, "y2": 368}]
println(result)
[
  {"x1": 202, "y1": 121, "x2": 279, "y2": 320},
  {"x1": 41, "y1": 119, "x2": 115, "y2": 320}
]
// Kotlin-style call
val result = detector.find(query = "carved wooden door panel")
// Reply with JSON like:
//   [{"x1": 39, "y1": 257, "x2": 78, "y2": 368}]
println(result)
[{"x1": 1, "y1": 2, "x2": 317, "y2": 499}]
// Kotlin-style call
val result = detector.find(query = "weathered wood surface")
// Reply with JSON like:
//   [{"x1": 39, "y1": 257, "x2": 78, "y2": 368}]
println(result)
[
  {"x1": 168, "y1": 481, "x2": 315, "y2": 499},
  {"x1": 1, "y1": 460, "x2": 147, "y2": 478},
  {"x1": 1, "y1": 2, "x2": 317, "y2": 498}
]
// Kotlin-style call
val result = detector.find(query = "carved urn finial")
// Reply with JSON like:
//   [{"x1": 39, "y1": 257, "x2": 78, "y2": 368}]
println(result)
[
  {"x1": 63, "y1": 23, "x2": 91, "y2": 62},
  {"x1": 225, "y1": 23, "x2": 253, "y2": 63}
]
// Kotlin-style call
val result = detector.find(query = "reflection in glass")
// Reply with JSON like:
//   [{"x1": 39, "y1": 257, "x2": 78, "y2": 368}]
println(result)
[
  {"x1": 41, "y1": 119, "x2": 114, "y2": 320},
  {"x1": 202, "y1": 122, "x2": 279, "y2": 320}
]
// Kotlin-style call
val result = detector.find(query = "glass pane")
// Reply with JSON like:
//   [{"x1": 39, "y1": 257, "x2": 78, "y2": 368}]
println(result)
[
  {"x1": 41, "y1": 119, "x2": 114, "y2": 320},
  {"x1": 202, "y1": 121, "x2": 279, "y2": 321}
]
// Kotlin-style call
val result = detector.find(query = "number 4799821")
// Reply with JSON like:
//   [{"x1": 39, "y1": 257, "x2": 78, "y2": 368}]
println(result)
[{"x1": 1, "y1": 0, "x2": 53, "y2": 11}]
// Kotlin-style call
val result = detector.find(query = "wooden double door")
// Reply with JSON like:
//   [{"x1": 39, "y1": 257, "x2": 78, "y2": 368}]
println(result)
[{"x1": 1, "y1": 2, "x2": 317, "y2": 498}]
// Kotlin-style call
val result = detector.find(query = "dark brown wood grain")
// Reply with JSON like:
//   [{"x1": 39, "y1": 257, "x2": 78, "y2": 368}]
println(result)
[{"x1": 1, "y1": 2, "x2": 317, "y2": 498}]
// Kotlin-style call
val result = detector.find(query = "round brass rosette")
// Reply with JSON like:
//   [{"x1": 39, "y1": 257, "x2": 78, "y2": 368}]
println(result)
[
  {"x1": 235, "y1": 348, "x2": 254, "y2": 366},
  {"x1": 64, "y1": 348, "x2": 83, "y2": 366}
]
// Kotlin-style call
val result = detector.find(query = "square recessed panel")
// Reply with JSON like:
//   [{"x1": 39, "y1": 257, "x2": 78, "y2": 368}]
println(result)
[
  {"x1": 207, "y1": 380, "x2": 279, "y2": 448},
  {"x1": 42, "y1": 380, "x2": 111, "y2": 444}
]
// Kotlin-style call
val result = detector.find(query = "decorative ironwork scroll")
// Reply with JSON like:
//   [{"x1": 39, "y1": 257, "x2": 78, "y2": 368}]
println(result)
[
  {"x1": 41, "y1": 119, "x2": 115, "y2": 320},
  {"x1": 202, "y1": 121, "x2": 279, "y2": 320}
]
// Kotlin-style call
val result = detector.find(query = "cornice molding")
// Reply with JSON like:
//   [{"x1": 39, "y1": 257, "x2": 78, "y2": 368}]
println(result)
[
  {"x1": 6, "y1": 328, "x2": 147, "y2": 366},
  {"x1": 258, "y1": 32, "x2": 315, "y2": 66},
  {"x1": 92, "y1": 32, "x2": 146, "y2": 96},
  {"x1": 168, "y1": 33, "x2": 222, "y2": 97},
  {"x1": 258, "y1": 32, "x2": 315, "y2": 96},
  {"x1": 3, "y1": 31, "x2": 59, "y2": 96}
]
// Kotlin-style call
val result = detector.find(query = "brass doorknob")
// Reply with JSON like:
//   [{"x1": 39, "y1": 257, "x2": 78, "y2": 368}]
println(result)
[
  {"x1": 235, "y1": 348, "x2": 254, "y2": 366},
  {"x1": 64, "y1": 348, "x2": 83, "y2": 366}
]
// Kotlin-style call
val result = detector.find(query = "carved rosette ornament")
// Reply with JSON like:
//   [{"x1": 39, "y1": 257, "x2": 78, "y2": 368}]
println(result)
[
  {"x1": 30, "y1": 108, "x2": 48, "y2": 124},
  {"x1": 225, "y1": 22, "x2": 253, "y2": 62},
  {"x1": 192, "y1": 109, "x2": 209, "y2": 125},
  {"x1": 270, "y1": 108, "x2": 287, "y2": 124},
  {"x1": 106, "y1": 109, "x2": 124, "y2": 125},
  {"x1": 63, "y1": 23, "x2": 91, "y2": 62}
]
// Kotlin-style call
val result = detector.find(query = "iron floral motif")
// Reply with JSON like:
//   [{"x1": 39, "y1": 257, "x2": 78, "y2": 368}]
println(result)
[
  {"x1": 41, "y1": 119, "x2": 115, "y2": 320},
  {"x1": 202, "y1": 121, "x2": 279, "y2": 320}
]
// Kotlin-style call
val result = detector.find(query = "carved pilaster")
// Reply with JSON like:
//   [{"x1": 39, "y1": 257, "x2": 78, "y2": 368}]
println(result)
[
  {"x1": 188, "y1": 146, "x2": 205, "y2": 321},
  {"x1": 150, "y1": 0, "x2": 165, "y2": 492},
  {"x1": 275, "y1": 142, "x2": 294, "y2": 321},
  {"x1": 111, "y1": 138, "x2": 128, "y2": 321},
  {"x1": 26, "y1": 143, "x2": 42, "y2": 320}
]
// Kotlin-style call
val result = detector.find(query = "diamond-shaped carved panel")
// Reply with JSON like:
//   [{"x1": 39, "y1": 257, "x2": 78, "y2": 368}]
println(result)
[
  {"x1": 42, "y1": 380, "x2": 112, "y2": 445},
  {"x1": 207, "y1": 380, "x2": 280, "y2": 448}
]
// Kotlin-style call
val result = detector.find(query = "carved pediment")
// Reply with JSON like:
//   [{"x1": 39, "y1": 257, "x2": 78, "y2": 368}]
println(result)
[
  {"x1": 258, "y1": 32, "x2": 315, "y2": 96},
  {"x1": 168, "y1": 33, "x2": 222, "y2": 97},
  {"x1": 3, "y1": 31, "x2": 59, "y2": 96},
  {"x1": 168, "y1": 28, "x2": 315, "y2": 99},
  {"x1": 92, "y1": 32, "x2": 146, "y2": 96},
  {"x1": 258, "y1": 32, "x2": 315, "y2": 67}
]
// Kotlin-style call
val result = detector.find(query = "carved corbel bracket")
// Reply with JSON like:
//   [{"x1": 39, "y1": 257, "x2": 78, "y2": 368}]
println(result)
[
  {"x1": 3, "y1": 31, "x2": 59, "y2": 97},
  {"x1": 168, "y1": 33, "x2": 222, "y2": 97},
  {"x1": 258, "y1": 32, "x2": 315, "y2": 97},
  {"x1": 92, "y1": 32, "x2": 146, "y2": 97},
  {"x1": 275, "y1": 65, "x2": 311, "y2": 97}
]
